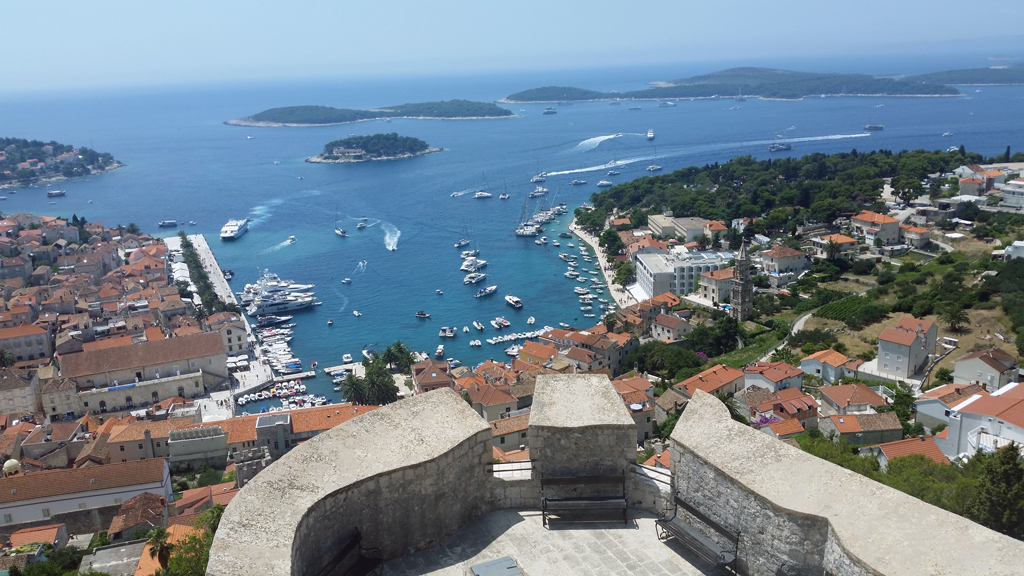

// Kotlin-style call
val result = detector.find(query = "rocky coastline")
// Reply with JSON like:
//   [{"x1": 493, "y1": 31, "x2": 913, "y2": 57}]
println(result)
[
  {"x1": 227, "y1": 115, "x2": 516, "y2": 128},
  {"x1": 0, "y1": 161, "x2": 125, "y2": 190}
]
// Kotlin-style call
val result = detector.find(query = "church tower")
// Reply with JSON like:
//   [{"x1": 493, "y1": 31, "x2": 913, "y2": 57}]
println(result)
[{"x1": 731, "y1": 241, "x2": 753, "y2": 321}]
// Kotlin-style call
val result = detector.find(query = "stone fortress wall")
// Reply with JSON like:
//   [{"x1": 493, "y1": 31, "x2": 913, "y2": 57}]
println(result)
[
  {"x1": 209, "y1": 376, "x2": 1024, "y2": 576},
  {"x1": 671, "y1": 391, "x2": 1024, "y2": 576}
]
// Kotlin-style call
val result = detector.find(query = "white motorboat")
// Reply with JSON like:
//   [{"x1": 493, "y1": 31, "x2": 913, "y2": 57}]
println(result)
[
  {"x1": 286, "y1": 236, "x2": 297, "y2": 244},
  {"x1": 473, "y1": 191, "x2": 492, "y2": 199},
  {"x1": 461, "y1": 249, "x2": 479, "y2": 259},
  {"x1": 531, "y1": 173, "x2": 547, "y2": 183},
  {"x1": 499, "y1": 193, "x2": 510, "y2": 200},
  {"x1": 597, "y1": 180, "x2": 613, "y2": 187},
  {"x1": 352, "y1": 310, "x2": 362, "y2": 317},
  {"x1": 435, "y1": 345, "x2": 445, "y2": 358},
  {"x1": 342, "y1": 278, "x2": 351, "y2": 284},
  {"x1": 460, "y1": 257, "x2": 487, "y2": 272},
  {"x1": 607, "y1": 170, "x2": 620, "y2": 176},
  {"x1": 529, "y1": 186, "x2": 548, "y2": 198},
  {"x1": 647, "y1": 129, "x2": 655, "y2": 140},
  {"x1": 473, "y1": 320, "x2": 485, "y2": 330},
  {"x1": 505, "y1": 294, "x2": 523, "y2": 308},
  {"x1": 527, "y1": 316, "x2": 535, "y2": 325},
  {"x1": 464, "y1": 272, "x2": 487, "y2": 284},
  {"x1": 220, "y1": 219, "x2": 250, "y2": 240},
  {"x1": 571, "y1": 180, "x2": 586, "y2": 185},
  {"x1": 646, "y1": 164, "x2": 662, "y2": 172},
  {"x1": 356, "y1": 222, "x2": 367, "y2": 229},
  {"x1": 342, "y1": 353, "x2": 353, "y2": 363},
  {"x1": 475, "y1": 285, "x2": 498, "y2": 298}
]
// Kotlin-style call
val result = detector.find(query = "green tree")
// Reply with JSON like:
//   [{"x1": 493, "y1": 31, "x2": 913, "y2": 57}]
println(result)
[
  {"x1": 388, "y1": 341, "x2": 415, "y2": 373},
  {"x1": 146, "y1": 527, "x2": 174, "y2": 569},
  {"x1": 940, "y1": 305, "x2": 970, "y2": 333},
  {"x1": 603, "y1": 312, "x2": 617, "y2": 333},
  {"x1": 824, "y1": 239, "x2": 840, "y2": 260},
  {"x1": 167, "y1": 530, "x2": 213, "y2": 576},
  {"x1": 613, "y1": 261, "x2": 635, "y2": 286},
  {"x1": 715, "y1": 391, "x2": 749, "y2": 425},
  {"x1": 0, "y1": 348, "x2": 15, "y2": 368},
  {"x1": 966, "y1": 442, "x2": 1024, "y2": 539},
  {"x1": 695, "y1": 234, "x2": 710, "y2": 250},
  {"x1": 934, "y1": 367, "x2": 953, "y2": 384},
  {"x1": 363, "y1": 356, "x2": 399, "y2": 405},
  {"x1": 340, "y1": 373, "x2": 368, "y2": 404},
  {"x1": 193, "y1": 504, "x2": 225, "y2": 535}
]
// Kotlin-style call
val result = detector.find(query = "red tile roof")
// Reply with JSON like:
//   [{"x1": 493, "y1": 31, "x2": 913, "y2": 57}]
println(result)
[
  {"x1": 818, "y1": 233, "x2": 857, "y2": 244},
  {"x1": 768, "y1": 419, "x2": 805, "y2": 437},
  {"x1": 642, "y1": 449, "x2": 670, "y2": 468},
  {"x1": 819, "y1": 384, "x2": 886, "y2": 409},
  {"x1": 958, "y1": 396, "x2": 1024, "y2": 429},
  {"x1": 853, "y1": 210, "x2": 899, "y2": 225},
  {"x1": 918, "y1": 384, "x2": 988, "y2": 408},
  {"x1": 700, "y1": 268, "x2": 735, "y2": 281},
  {"x1": 802, "y1": 349, "x2": 851, "y2": 368},
  {"x1": 9, "y1": 524, "x2": 63, "y2": 548},
  {"x1": 879, "y1": 327, "x2": 919, "y2": 346},
  {"x1": 109, "y1": 492, "x2": 165, "y2": 535},
  {"x1": 0, "y1": 458, "x2": 165, "y2": 504},
  {"x1": 873, "y1": 436, "x2": 949, "y2": 466},
  {"x1": 675, "y1": 365, "x2": 744, "y2": 397},
  {"x1": 826, "y1": 412, "x2": 901, "y2": 434},
  {"x1": 762, "y1": 246, "x2": 805, "y2": 258},
  {"x1": 743, "y1": 361, "x2": 803, "y2": 383},
  {"x1": 490, "y1": 413, "x2": 529, "y2": 437}
]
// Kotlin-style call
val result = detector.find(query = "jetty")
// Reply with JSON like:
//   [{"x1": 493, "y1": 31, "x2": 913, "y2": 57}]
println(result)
[{"x1": 274, "y1": 371, "x2": 317, "y2": 384}]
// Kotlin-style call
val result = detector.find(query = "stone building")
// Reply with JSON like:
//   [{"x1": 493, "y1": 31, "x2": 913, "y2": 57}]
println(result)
[{"x1": 729, "y1": 242, "x2": 752, "y2": 321}]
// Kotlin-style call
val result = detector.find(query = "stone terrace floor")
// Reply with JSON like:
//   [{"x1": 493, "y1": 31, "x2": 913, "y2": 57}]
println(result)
[{"x1": 383, "y1": 509, "x2": 712, "y2": 576}]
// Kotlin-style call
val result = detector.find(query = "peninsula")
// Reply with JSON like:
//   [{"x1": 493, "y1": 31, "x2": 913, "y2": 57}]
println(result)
[
  {"x1": 0, "y1": 137, "x2": 122, "y2": 188},
  {"x1": 227, "y1": 99, "x2": 513, "y2": 127},
  {"x1": 503, "y1": 66, "x2": 964, "y2": 102},
  {"x1": 306, "y1": 133, "x2": 442, "y2": 164}
]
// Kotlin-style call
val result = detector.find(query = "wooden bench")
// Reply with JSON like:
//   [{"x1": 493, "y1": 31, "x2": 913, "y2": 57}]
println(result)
[
  {"x1": 540, "y1": 474, "x2": 628, "y2": 527},
  {"x1": 656, "y1": 496, "x2": 739, "y2": 574},
  {"x1": 314, "y1": 528, "x2": 384, "y2": 576}
]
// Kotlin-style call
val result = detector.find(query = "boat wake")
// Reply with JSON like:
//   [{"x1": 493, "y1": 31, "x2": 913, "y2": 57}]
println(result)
[
  {"x1": 382, "y1": 222, "x2": 401, "y2": 251},
  {"x1": 248, "y1": 198, "x2": 285, "y2": 228},
  {"x1": 352, "y1": 216, "x2": 381, "y2": 228},
  {"x1": 330, "y1": 290, "x2": 349, "y2": 313},
  {"x1": 544, "y1": 133, "x2": 870, "y2": 175},
  {"x1": 354, "y1": 261, "x2": 367, "y2": 274},
  {"x1": 261, "y1": 239, "x2": 292, "y2": 253},
  {"x1": 569, "y1": 134, "x2": 622, "y2": 153},
  {"x1": 449, "y1": 187, "x2": 477, "y2": 198}
]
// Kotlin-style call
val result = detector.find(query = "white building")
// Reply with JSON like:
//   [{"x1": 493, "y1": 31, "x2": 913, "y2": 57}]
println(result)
[
  {"x1": 937, "y1": 383, "x2": 1024, "y2": 458},
  {"x1": 0, "y1": 459, "x2": 171, "y2": 527},
  {"x1": 758, "y1": 246, "x2": 808, "y2": 287},
  {"x1": 800, "y1": 349, "x2": 851, "y2": 385},
  {"x1": 876, "y1": 317, "x2": 936, "y2": 380},
  {"x1": 999, "y1": 179, "x2": 1024, "y2": 208},
  {"x1": 634, "y1": 249, "x2": 737, "y2": 300},
  {"x1": 914, "y1": 383, "x2": 988, "y2": 431},
  {"x1": 742, "y1": 361, "x2": 804, "y2": 393},
  {"x1": 952, "y1": 347, "x2": 1019, "y2": 392}
]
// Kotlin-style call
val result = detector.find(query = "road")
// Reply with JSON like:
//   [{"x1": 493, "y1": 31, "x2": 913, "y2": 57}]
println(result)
[{"x1": 757, "y1": 312, "x2": 812, "y2": 363}]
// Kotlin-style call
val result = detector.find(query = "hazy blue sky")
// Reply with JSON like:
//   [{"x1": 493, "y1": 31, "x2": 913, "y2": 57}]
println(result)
[{"x1": 6, "y1": 0, "x2": 1023, "y2": 93}]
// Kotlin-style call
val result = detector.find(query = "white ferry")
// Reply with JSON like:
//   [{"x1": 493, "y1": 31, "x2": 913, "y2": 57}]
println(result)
[
  {"x1": 220, "y1": 219, "x2": 250, "y2": 240},
  {"x1": 158, "y1": 220, "x2": 178, "y2": 228}
]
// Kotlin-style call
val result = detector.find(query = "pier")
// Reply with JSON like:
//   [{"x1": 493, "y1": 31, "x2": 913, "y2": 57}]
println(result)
[{"x1": 273, "y1": 371, "x2": 317, "y2": 384}]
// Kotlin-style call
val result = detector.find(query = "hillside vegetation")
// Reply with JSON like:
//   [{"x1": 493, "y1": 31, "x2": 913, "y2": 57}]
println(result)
[
  {"x1": 235, "y1": 100, "x2": 512, "y2": 125},
  {"x1": 904, "y1": 64, "x2": 1024, "y2": 85},
  {"x1": 321, "y1": 133, "x2": 429, "y2": 158}
]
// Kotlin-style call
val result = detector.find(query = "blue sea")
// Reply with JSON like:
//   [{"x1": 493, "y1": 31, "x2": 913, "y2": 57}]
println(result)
[{"x1": 2, "y1": 61, "x2": 1023, "y2": 410}]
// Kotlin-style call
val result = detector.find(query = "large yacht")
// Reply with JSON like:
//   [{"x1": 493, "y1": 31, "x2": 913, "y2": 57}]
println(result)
[
  {"x1": 473, "y1": 191, "x2": 492, "y2": 199},
  {"x1": 529, "y1": 186, "x2": 547, "y2": 198},
  {"x1": 505, "y1": 294, "x2": 523, "y2": 308},
  {"x1": 475, "y1": 285, "x2": 498, "y2": 298},
  {"x1": 158, "y1": 220, "x2": 178, "y2": 228},
  {"x1": 647, "y1": 129, "x2": 655, "y2": 140},
  {"x1": 597, "y1": 180, "x2": 613, "y2": 187},
  {"x1": 530, "y1": 173, "x2": 547, "y2": 183},
  {"x1": 864, "y1": 124, "x2": 884, "y2": 131},
  {"x1": 460, "y1": 257, "x2": 487, "y2": 272},
  {"x1": 246, "y1": 294, "x2": 316, "y2": 316},
  {"x1": 220, "y1": 218, "x2": 250, "y2": 240},
  {"x1": 463, "y1": 272, "x2": 487, "y2": 285},
  {"x1": 542, "y1": 107, "x2": 557, "y2": 115}
]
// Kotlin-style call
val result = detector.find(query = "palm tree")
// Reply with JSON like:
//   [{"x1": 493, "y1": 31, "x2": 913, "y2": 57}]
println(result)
[
  {"x1": 340, "y1": 373, "x2": 368, "y2": 405},
  {"x1": 941, "y1": 305, "x2": 970, "y2": 333},
  {"x1": 0, "y1": 348, "x2": 14, "y2": 368},
  {"x1": 380, "y1": 345, "x2": 399, "y2": 371},
  {"x1": 146, "y1": 527, "x2": 174, "y2": 569},
  {"x1": 390, "y1": 341, "x2": 415, "y2": 373},
  {"x1": 363, "y1": 356, "x2": 398, "y2": 405},
  {"x1": 824, "y1": 239, "x2": 840, "y2": 260},
  {"x1": 715, "y1": 391, "x2": 749, "y2": 425}
]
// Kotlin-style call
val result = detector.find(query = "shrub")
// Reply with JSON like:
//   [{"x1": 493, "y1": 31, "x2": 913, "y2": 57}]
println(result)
[{"x1": 877, "y1": 269, "x2": 896, "y2": 285}]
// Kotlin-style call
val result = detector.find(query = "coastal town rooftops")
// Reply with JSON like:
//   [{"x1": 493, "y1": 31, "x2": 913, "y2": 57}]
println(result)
[
  {"x1": 9, "y1": 524, "x2": 64, "y2": 548},
  {"x1": 918, "y1": 383, "x2": 988, "y2": 408},
  {"x1": 826, "y1": 412, "x2": 901, "y2": 434},
  {"x1": 675, "y1": 365, "x2": 744, "y2": 397},
  {"x1": 819, "y1": 384, "x2": 887, "y2": 409},
  {"x1": 0, "y1": 369, "x2": 33, "y2": 391},
  {"x1": 108, "y1": 418, "x2": 196, "y2": 444},
  {"x1": 0, "y1": 323, "x2": 48, "y2": 339},
  {"x1": 520, "y1": 340, "x2": 558, "y2": 361},
  {"x1": 956, "y1": 395, "x2": 1024, "y2": 429},
  {"x1": 895, "y1": 316, "x2": 934, "y2": 334},
  {"x1": 853, "y1": 210, "x2": 899, "y2": 225},
  {"x1": 816, "y1": 233, "x2": 858, "y2": 245},
  {"x1": 0, "y1": 458, "x2": 165, "y2": 504},
  {"x1": 108, "y1": 492, "x2": 165, "y2": 535},
  {"x1": 879, "y1": 328, "x2": 919, "y2": 346},
  {"x1": 743, "y1": 361, "x2": 803, "y2": 382},
  {"x1": 490, "y1": 413, "x2": 529, "y2": 437},
  {"x1": 767, "y1": 419, "x2": 805, "y2": 437},
  {"x1": 802, "y1": 349, "x2": 851, "y2": 368},
  {"x1": 954, "y1": 347, "x2": 1017, "y2": 371},
  {"x1": 59, "y1": 331, "x2": 225, "y2": 379},
  {"x1": 761, "y1": 246, "x2": 805, "y2": 259},
  {"x1": 700, "y1": 268, "x2": 735, "y2": 281},
  {"x1": 871, "y1": 436, "x2": 949, "y2": 465}
]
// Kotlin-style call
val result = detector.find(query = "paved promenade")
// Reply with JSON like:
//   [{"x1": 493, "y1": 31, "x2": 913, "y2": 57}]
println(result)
[{"x1": 569, "y1": 221, "x2": 638, "y2": 311}]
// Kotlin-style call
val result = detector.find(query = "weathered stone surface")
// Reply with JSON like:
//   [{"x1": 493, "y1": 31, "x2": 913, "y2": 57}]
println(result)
[
  {"x1": 671, "y1": 391, "x2": 1024, "y2": 576},
  {"x1": 207, "y1": 389, "x2": 490, "y2": 576}
]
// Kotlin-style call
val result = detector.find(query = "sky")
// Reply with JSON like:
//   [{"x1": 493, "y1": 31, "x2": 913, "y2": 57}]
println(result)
[{"x1": 5, "y1": 0, "x2": 1023, "y2": 93}]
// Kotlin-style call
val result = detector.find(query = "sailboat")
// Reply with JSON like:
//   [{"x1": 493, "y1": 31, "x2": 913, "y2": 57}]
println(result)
[
  {"x1": 647, "y1": 146, "x2": 662, "y2": 172},
  {"x1": 334, "y1": 209, "x2": 348, "y2": 237}
]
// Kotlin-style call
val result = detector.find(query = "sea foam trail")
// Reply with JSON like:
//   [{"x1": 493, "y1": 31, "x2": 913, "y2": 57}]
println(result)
[
  {"x1": 544, "y1": 133, "x2": 872, "y2": 175},
  {"x1": 382, "y1": 222, "x2": 401, "y2": 251},
  {"x1": 248, "y1": 198, "x2": 285, "y2": 228},
  {"x1": 569, "y1": 134, "x2": 621, "y2": 153},
  {"x1": 260, "y1": 239, "x2": 291, "y2": 253}
]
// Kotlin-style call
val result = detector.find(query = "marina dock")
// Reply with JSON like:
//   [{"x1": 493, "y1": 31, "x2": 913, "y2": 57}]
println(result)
[{"x1": 273, "y1": 371, "x2": 317, "y2": 384}]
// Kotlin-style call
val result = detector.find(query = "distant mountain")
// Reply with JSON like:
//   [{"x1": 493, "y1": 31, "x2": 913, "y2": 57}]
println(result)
[
  {"x1": 227, "y1": 100, "x2": 513, "y2": 126},
  {"x1": 504, "y1": 66, "x2": 962, "y2": 102},
  {"x1": 903, "y1": 64, "x2": 1024, "y2": 85}
]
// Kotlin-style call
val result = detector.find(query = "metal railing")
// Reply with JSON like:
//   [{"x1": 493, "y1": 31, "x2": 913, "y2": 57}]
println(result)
[
  {"x1": 486, "y1": 459, "x2": 533, "y2": 480},
  {"x1": 633, "y1": 462, "x2": 672, "y2": 487}
]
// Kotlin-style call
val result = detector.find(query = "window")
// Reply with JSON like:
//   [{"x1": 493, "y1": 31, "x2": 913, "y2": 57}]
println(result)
[
  {"x1": 896, "y1": 355, "x2": 902, "y2": 362},
  {"x1": 138, "y1": 443, "x2": 143, "y2": 450},
  {"x1": 500, "y1": 437, "x2": 506, "y2": 444},
  {"x1": 520, "y1": 432, "x2": 526, "y2": 438},
  {"x1": 883, "y1": 364, "x2": 889, "y2": 370},
  {"x1": 120, "y1": 446, "x2": 125, "y2": 452},
  {"x1": 884, "y1": 352, "x2": 890, "y2": 359},
  {"x1": 3, "y1": 514, "x2": 11, "y2": 523},
  {"x1": 647, "y1": 416, "x2": 651, "y2": 422},
  {"x1": 156, "y1": 442, "x2": 161, "y2": 447},
  {"x1": 274, "y1": 441, "x2": 279, "y2": 450},
  {"x1": 41, "y1": 508, "x2": 51, "y2": 518}
]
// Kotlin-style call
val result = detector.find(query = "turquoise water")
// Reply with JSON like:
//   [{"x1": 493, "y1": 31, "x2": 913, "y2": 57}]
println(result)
[{"x1": 1, "y1": 68, "x2": 1022, "y2": 411}]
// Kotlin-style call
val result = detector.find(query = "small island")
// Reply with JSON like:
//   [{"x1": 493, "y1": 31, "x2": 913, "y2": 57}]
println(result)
[
  {"x1": 0, "y1": 137, "x2": 122, "y2": 188},
  {"x1": 503, "y1": 66, "x2": 963, "y2": 102},
  {"x1": 228, "y1": 99, "x2": 513, "y2": 127},
  {"x1": 306, "y1": 133, "x2": 442, "y2": 164}
]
